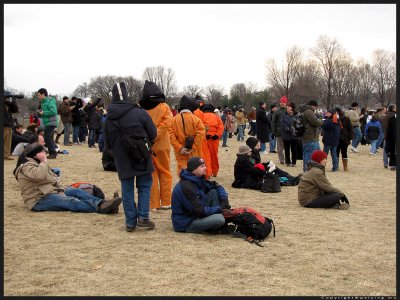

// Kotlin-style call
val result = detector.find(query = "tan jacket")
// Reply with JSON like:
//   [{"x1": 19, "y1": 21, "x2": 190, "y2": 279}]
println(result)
[
  {"x1": 15, "y1": 158, "x2": 64, "y2": 210},
  {"x1": 346, "y1": 109, "x2": 360, "y2": 127},
  {"x1": 298, "y1": 161, "x2": 344, "y2": 206},
  {"x1": 235, "y1": 110, "x2": 247, "y2": 125}
]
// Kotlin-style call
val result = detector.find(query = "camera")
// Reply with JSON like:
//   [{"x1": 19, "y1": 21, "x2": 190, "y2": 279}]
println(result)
[{"x1": 4, "y1": 91, "x2": 24, "y2": 100}]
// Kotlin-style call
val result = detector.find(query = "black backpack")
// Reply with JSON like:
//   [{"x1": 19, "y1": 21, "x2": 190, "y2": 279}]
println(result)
[
  {"x1": 291, "y1": 112, "x2": 305, "y2": 137},
  {"x1": 223, "y1": 207, "x2": 276, "y2": 246},
  {"x1": 260, "y1": 172, "x2": 281, "y2": 193},
  {"x1": 366, "y1": 124, "x2": 380, "y2": 141}
]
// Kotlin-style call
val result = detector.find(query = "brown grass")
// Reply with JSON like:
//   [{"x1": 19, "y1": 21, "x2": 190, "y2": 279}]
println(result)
[{"x1": 3, "y1": 137, "x2": 396, "y2": 296}]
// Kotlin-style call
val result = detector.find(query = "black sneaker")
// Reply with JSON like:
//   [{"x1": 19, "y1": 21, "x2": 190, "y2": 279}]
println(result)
[{"x1": 126, "y1": 225, "x2": 136, "y2": 232}]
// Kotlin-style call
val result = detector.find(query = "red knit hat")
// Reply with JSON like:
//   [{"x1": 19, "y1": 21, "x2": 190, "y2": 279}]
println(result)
[
  {"x1": 311, "y1": 150, "x2": 328, "y2": 163},
  {"x1": 280, "y1": 96, "x2": 288, "y2": 104}
]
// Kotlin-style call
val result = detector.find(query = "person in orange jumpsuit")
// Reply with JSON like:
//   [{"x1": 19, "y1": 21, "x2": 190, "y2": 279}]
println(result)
[
  {"x1": 201, "y1": 104, "x2": 224, "y2": 177},
  {"x1": 193, "y1": 95, "x2": 212, "y2": 179},
  {"x1": 139, "y1": 80, "x2": 173, "y2": 210},
  {"x1": 169, "y1": 96, "x2": 205, "y2": 177}
]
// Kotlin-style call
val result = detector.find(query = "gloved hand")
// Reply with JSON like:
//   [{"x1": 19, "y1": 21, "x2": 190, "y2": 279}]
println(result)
[
  {"x1": 254, "y1": 163, "x2": 266, "y2": 172},
  {"x1": 211, "y1": 135, "x2": 219, "y2": 140}
]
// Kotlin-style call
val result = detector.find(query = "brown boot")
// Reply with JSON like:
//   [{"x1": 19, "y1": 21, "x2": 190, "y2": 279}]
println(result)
[
  {"x1": 97, "y1": 197, "x2": 122, "y2": 214},
  {"x1": 342, "y1": 158, "x2": 348, "y2": 171}
]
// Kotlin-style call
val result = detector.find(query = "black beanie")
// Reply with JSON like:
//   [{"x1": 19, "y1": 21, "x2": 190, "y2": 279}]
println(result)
[
  {"x1": 201, "y1": 104, "x2": 215, "y2": 113},
  {"x1": 25, "y1": 142, "x2": 45, "y2": 158},
  {"x1": 187, "y1": 157, "x2": 205, "y2": 172},
  {"x1": 179, "y1": 95, "x2": 199, "y2": 112},
  {"x1": 246, "y1": 137, "x2": 259, "y2": 150}
]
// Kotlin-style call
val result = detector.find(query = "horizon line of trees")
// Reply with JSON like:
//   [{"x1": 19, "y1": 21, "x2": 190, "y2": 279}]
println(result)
[{"x1": 5, "y1": 35, "x2": 396, "y2": 116}]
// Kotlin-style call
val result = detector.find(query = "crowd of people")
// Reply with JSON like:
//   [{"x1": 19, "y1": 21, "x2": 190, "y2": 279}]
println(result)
[{"x1": 4, "y1": 85, "x2": 396, "y2": 235}]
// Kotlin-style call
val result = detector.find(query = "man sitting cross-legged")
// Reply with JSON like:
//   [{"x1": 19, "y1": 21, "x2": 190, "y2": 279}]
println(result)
[{"x1": 171, "y1": 156, "x2": 231, "y2": 233}]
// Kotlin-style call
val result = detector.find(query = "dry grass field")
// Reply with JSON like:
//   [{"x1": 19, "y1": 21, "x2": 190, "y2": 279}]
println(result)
[{"x1": 3, "y1": 136, "x2": 396, "y2": 296}]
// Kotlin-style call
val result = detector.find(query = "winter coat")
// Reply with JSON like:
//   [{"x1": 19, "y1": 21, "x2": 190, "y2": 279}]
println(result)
[
  {"x1": 105, "y1": 83, "x2": 157, "y2": 180},
  {"x1": 15, "y1": 158, "x2": 64, "y2": 210},
  {"x1": 364, "y1": 120, "x2": 382, "y2": 141},
  {"x1": 171, "y1": 169, "x2": 227, "y2": 232},
  {"x1": 346, "y1": 108, "x2": 360, "y2": 127},
  {"x1": 281, "y1": 112, "x2": 299, "y2": 141},
  {"x1": 256, "y1": 107, "x2": 270, "y2": 143},
  {"x1": 71, "y1": 99, "x2": 83, "y2": 126},
  {"x1": 223, "y1": 114, "x2": 235, "y2": 133},
  {"x1": 203, "y1": 111, "x2": 224, "y2": 139},
  {"x1": 338, "y1": 115, "x2": 353, "y2": 145},
  {"x1": 235, "y1": 110, "x2": 246, "y2": 125},
  {"x1": 4, "y1": 99, "x2": 19, "y2": 127},
  {"x1": 79, "y1": 109, "x2": 87, "y2": 127},
  {"x1": 85, "y1": 98, "x2": 102, "y2": 130},
  {"x1": 11, "y1": 132, "x2": 29, "y2": 153},
  {"x1": 41, "y1": 97, "x2": 58, "y2": 127},
  {"x1": 144, "y1": 103, "x2": 172, "y2": 153},
  {"x1": 58, "y1": 101, "x2": 73, "y2": 124},
  {"x1": 301, "y1": 105, "x2": 323, "y2": 143},
  {"x1": 232, "y1": 154, "x2": 264, "y2": 189},
  {"x1": 383, "y1": 111, "x2": 396, "y2": 140},
  {"x1": 384, "y1": 114, "x2": 396, "y2": 161},
  {"x1": 297, "y1": 160, "x2": 344, "y2": 207},
  {"x1": 321, "y1": 117, "x2": 340, "y2": 146},
  {"x1": 271, "y1": 107, "x2": 286, "y2": 137}
]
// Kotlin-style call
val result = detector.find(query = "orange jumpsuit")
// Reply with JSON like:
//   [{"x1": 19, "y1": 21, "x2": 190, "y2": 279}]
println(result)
[
  {"x1": 203, "y1": 111, "x2": 224, "y2": 176},
  {"x1": 146, "y1": 103, "x2": 173, "y2": 209},
  {"x1": 194, "y1": 108, "x2": 212, "y2": 179},
  {"x1": 169, "y1": 111, "x2": 205, "y2": 177}
]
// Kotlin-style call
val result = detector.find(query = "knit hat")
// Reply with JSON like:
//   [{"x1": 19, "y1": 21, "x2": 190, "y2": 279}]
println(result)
[
  {"x1": 311, "y1": 150, "x2": 327, "y2": 163},
  {"x1": 245, "y1": 137, "x2": 259, "y2": 150},
  {"x1": 187, "y1": 157, "x2": 205, "y2": 172},
  {"x1": 25, "y1": 142, "x2": 45, "y2": 158},
  {"x1": 280, "y1": 96, "x2": 288, "y2": 104},
  {"x1": 179, "y1": 95, "x2": 199, "y2": 112},
  {"x1": 238, "y1": 145, "x2": 252, "y2": 155}
]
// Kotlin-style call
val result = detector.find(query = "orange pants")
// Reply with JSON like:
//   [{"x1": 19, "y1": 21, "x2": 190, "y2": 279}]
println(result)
[
  {"x1": 202, "y1": 140, "x2": 212, "y2": 179},
  {"x1": 150, "y1": 150, "x2": 172, "y2": 209},
  {"x1": 206, "y1": 139, "x2": 220, "y2": 176}
]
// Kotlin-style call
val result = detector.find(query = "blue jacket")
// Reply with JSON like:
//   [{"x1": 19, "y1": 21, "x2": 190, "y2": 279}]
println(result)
[
  {"x1": 364, "y1": 120, "x2": 382, "y2": 141},
  {"x1": 171, "y1": 169, "x2": 227, "y2": 232},
  {"x1": 321, "y1": 117, "x2": 340, "y2": 146}
]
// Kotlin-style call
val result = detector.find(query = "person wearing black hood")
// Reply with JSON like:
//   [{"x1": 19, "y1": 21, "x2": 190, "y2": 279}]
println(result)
[
  {"x1": 169, "y1": 95, "x2": 205, "y2": 176},
  {"x1": 139, "y1": 80, "x2": 173, "y2": 210},
  {"x1": 255, "y1": 101, "x2": 270, "y2": 154},
  {"x1": 105, "y1": 82, "x2": 157, "y2": 232}
]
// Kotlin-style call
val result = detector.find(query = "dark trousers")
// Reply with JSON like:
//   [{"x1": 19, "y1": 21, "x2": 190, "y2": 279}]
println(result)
[
  {"x1": 44, "y1": 125, "x2": 57, "y2": 156},
  {"x1": 305, "y1": 192, "x2": 342, "y2": 208},
  {"x1": 283, "y1": 139, "x2": 298, "y2": 165},
  {"x1": 336, "y1": 140, "x2": 349, "y2": 159}
]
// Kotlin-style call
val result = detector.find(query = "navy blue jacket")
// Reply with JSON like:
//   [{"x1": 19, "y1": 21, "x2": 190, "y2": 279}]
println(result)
[
  {"x1": 321, "y1": 117, "x2": 340, "y2": 146},
  {"x1": 280, "y1": 112, "x2": 299, "y2": 141},
  {"x1": 171, "y1": 169, "x2": 227, "y2": 232}
]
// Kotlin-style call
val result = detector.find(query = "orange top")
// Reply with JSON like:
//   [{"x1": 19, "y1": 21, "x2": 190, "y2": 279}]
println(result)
[
  {"x1": 203, "y1": 112, "x2": 224, "y2": 137},
  {"x1": 145, "y1": 103, "x2": 173, "y2": 152}
]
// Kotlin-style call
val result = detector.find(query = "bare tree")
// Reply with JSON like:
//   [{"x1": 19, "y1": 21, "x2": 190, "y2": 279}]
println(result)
[
  {"x1": 205, "y1": 84, "x2": 225, "y2": 107},
  {"x1": 72, "y1": 82, "x2": 90, "y2": 98},
  {"x1": 331, "y1": 54, "x2": 354, "y2": 107},
  {"x1": 142, "y1": 66, "x2": 177, "y2": 97},
  {"x1": 230, "y1": 82, "x2": 258, "y2": 111},
  {"x1": 311, "y1": 35, "x2": 347, "y2": 109},
  {"x1": 182, "y1": 85, "x2": 204, "y2": 98},
  {"x1": 371, "y1": 49, "x2": 396, "y2": 106},
  {"x1": 353, "y1": 59, "x2": 374, "y2": 108},
  {"x1": 266, "y1": 46, "x2": 303, "y2": 101},
  {"x1": 87, "y1": 75, "x2": 117, "y2": 107}
]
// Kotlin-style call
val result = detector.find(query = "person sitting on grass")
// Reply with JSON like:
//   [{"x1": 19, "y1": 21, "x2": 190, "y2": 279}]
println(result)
[
  {"x1": 297, "y1": 150, "x2": 350, "y2": 209},
  {"x1": 14, "y1": 142, "x2": 122, "y2": 214},
  {"x1": 171, "y1": 156, "x2": 231, "y2": 234}
]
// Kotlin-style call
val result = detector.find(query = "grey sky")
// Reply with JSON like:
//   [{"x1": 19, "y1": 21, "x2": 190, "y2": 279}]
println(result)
[{"x1": 4, "y1": 4, "x2": 396, "y2": 97}]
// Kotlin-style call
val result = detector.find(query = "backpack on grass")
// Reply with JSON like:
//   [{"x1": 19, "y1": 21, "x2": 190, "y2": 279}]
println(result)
[
  {"x1": 69, "y1": 182, "x2": 105, "y2": 199},
  {"x1": 222, "y1": 207, "x2": 275, "y2": 247}
]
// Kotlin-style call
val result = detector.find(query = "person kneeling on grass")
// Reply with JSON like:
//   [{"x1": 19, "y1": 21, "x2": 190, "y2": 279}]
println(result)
[
  {"x1": 298, "y1": 150, "x2": 350, "y2": 209},
  {"x1": 171, "y1": 156, "x2": 231, "y2": 233},
  {"x1": 14, "y1": 142, "x2": 122, "y2": 214}
]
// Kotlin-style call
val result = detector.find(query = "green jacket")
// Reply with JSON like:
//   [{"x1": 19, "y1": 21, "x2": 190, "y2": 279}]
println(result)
[
  {"x1": 297, "y1": 161, "x2": 344, "y2": 207},
  {"x1": 271, "y1": 107, "x2": 286, "y2": 136},
  {"x1": 41, "y1": 97, "x2": 59, "y2": 127},
  {"x1": 301, "y1": 106, "x2": 323, "y2": 143}
]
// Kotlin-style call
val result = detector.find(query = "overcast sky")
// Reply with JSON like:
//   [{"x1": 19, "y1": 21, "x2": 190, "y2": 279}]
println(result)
[{"x1": 4, "y1": 4, "x2": 396, "y2": 97}]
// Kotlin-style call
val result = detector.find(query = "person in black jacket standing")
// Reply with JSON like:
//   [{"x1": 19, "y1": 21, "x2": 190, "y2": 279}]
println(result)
[
  {"x1": 4, "y1": 91, "x2": 20, "y2": 160},
  {"x1": 255, "y1": 101, "x2": 270, "y2": 155},
  {"x1": 105, "y1": 82, "x2": 157, "y2": 232},
  {"x1": 336, "y1": 107, "x2": 353, "y2": 171},
  {"x1": 84, "y1": 97, "x2": 102, "y2": 148}
]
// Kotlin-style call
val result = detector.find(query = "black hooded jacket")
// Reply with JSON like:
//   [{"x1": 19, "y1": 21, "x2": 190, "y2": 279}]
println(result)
[
  {"x1": 104, "y1": 82, "x2": 157, "y2": 180},
  {"x1": 139, "y1": 80, "x2": 166, "y2": 110}
]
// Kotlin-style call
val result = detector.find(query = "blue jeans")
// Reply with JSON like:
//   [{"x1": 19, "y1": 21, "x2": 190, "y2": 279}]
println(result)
[
  {"x1": 377, "y1": 132, "x2": 384, "y2": 149},
  {"x1": 383, "y1": 140, "x2": 388, "y2": 166},
  {"x1": 98, "y1": 133, "x2": 104, "y2": 152},
  {"x1": 186, "y1": 190, "x2": 225, "y2": 233},
  {"x1": 121, "y1": 173, "x2": 153, "y2": 227},
  {"x1": 31, "y1": 188, "x2": 102, "y2": 212},
  {"x1": 88, "y1": 129, "x2": 96, "y2": 146},
  {"x1": 323, "y1": 145, "x2": 338, "y2": 171},
  {"x1": 370, "y1": 139, "x2": 378, "y2": 154},
  {"x1": 351, "y1": 127, "x2": 362, "y2": 148},
  {"x1": 79, "y1": 126, "x2": 87, "y2": 142},
  {"x1": 260, "y1": 142, "x2": 266, "y2": 152},
  {"x1": 44, "y1": 125, "x2": 57, "y2": 155},
  {"x1": 222, "y1": 130, "x2": 228, "y2": 146},
  {"x1": 303, "y1": 141, "x2": 321, "y2": 172},
  {"x1": 269, "y1": 133, "x2": 276, "y2": 151},
  {"x1": 73, "y1": 125, "x2": 80, "y2": 143},
  {"x1": 63, "y1": 122, "x2": 72, "y2": 145},
  {"x1": 237, "y1": 125, "x2": 245, "y2": 141}
]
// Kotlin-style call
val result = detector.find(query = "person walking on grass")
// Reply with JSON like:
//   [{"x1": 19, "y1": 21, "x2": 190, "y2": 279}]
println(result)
[
  {"x1": 364, "y1": 114, "x2": 383, "y2": 156},
  {"x1": 321, "y1": 108, "x2": 340, "y2": 172},
  {"x1": 335, "y1": 107, "x2": 353, "y2": 172}
]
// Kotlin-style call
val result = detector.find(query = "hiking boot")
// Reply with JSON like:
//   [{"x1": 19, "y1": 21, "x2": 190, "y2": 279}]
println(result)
[
  {"x1": 110, "y1": 191, "x2": 120, "y2": 214},
  {"x1": 97, "y1": 197, "x2": 122, "y2": 214},
  {"x1": 126, "y1": 225, "x2": 136, "y2": 232},
  {"x1": 137, "y1": 218, "x2": 155, "y2": 228}
]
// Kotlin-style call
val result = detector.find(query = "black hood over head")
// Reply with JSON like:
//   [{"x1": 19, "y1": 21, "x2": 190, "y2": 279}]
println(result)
[
  {"x1": 246, "y1": 137, "x2": 259, "y2": 150},
  {"x1": 201, "y1": 104, "x2": 215, "y2": 113},
  {"x1": 179, "y1": 95, "x2": 199, "y2": 112},
  {"x1": 139, "y1": 80, "x2": 165, "y2": 110},
  {"x1": 111, "y1": 82, "x2": 130, "y2": 103}
]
